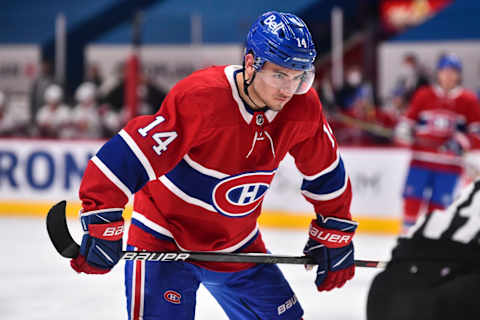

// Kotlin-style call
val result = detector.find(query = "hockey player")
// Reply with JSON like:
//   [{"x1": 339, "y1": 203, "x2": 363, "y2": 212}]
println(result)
[
  {"x1": 36, "y1": 84, "x2": 72, "y2": 138},
  {"x1": 395, "y1": 53, "x2": 480, "y2": 232},
  {"x1": 367, "y1": 177, "x2": 480, "y2": 320},
  {"x1": 70, "y1": 11, "x2": 357, "y2": 319}
]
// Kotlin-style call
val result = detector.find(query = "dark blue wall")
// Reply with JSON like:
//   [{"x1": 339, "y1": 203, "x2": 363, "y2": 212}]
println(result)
[{"x1": 0, "y1": 0, "x2": 317, "y2": 45}]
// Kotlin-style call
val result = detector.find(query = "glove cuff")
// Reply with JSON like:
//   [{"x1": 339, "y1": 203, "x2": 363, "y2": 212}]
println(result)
[
  {"x1": 309, "y1": 219, "x2": 354, "y2": 249},
  {"x1": 71, "y1": 255, "x2": 111, "y2": 274},
  {"x1": 88, "y1": 219, "x2": 124, "y2": 241}
]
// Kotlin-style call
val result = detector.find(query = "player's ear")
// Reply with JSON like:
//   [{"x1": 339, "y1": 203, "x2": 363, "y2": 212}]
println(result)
[{"x1": 244, "y1": 53, "x2": 256, "y2": 80}]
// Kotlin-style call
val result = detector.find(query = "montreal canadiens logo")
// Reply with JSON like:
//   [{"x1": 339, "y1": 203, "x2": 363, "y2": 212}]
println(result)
[
  {"x1": 212, "y1": 171, "x2": 276, "y2": 217},
  {"x1": 164, "y1": 290, "x2": 182, "y2": 304}
]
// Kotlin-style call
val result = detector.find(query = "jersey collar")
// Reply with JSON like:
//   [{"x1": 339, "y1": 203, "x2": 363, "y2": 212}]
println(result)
[
  {"x1": 433, "y1": 84, "x2": 463, "y2": 99},
  {"x1": 224, "y1": 65, "x2": 278, "y2": 124}
]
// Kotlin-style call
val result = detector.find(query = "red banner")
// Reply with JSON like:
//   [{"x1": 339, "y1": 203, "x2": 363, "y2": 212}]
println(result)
[{"x1": 380, "y1": 0, "x2": 452, "y2": 33}]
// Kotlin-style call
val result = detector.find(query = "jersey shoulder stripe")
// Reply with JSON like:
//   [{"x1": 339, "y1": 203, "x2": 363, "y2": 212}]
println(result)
[
  {"x1": 96, "y1": 133, "x2": 151, "y2": 194},
  {"x1": 118, "y1": 129, "x2": 156, "y2": 181}
]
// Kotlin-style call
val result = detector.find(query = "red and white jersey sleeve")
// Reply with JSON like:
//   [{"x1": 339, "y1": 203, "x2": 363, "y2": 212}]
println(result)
[
  {"x1": 78, "y1": 87, "x2": 208, "y2": 213},
  {"x1": 289, "y1": 96, "x2": 352, "y2": 221}
]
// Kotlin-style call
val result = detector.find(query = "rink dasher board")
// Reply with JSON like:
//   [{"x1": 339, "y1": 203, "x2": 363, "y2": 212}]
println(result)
[{"x1": 1, "y1": 138, "x2": 478, "y2": 234}]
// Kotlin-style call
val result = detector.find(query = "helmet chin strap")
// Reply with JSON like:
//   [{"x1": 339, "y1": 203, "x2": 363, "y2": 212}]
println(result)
[{"x1": 242, "y1": 63, "x2": 268, "y2": 110}]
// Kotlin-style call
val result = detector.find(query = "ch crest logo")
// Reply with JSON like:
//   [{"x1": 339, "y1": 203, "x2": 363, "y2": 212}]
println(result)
[
  {"x1": 164, "y1": 290, "x2": 182, "y2": 304},
  {"x1": 212, "y1": 171, "x2": 276, "y2": 217}
]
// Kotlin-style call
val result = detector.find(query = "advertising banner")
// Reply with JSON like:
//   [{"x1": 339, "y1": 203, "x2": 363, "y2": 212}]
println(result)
[
  {"x1": 2, "y1": 139, "x2": 478, "y2": 233},
  {"x1": 0, "y1": 139, "x2": 411, "y2": 217},
  {"x1": 0, "y1": 139, "x2": 101, "y2": 201},
  {"x1": 0, "y1": 45, "x2": 40, "y2": 95}
]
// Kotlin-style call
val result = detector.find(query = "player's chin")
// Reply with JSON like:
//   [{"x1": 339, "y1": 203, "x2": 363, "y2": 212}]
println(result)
[{"x1": 269, "y1": 99, "x2": 291, "y2": 111}]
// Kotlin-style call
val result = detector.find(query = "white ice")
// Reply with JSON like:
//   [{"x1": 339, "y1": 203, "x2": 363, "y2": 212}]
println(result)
[{"x1": 0, "y1": 217, "x2": 397, "y2": 320}]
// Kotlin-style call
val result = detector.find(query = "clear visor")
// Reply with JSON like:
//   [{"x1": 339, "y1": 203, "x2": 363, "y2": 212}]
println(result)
[{"x1": 255, "y1": 66, "x2": 315, "y2": 95}]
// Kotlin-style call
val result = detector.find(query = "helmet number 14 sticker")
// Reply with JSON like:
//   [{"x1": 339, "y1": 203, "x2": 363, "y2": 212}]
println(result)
[
  {"x1": 296, "y1": 38, "x2": 307, "y2": 48},
  {"x1": 138, "y1": 115, "x2": 178, "y2": 156}
]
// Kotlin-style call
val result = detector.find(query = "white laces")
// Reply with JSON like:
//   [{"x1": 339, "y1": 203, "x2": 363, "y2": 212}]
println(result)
[{"x1": 246, "y1": 130, "x2": 276, "y2": 158}]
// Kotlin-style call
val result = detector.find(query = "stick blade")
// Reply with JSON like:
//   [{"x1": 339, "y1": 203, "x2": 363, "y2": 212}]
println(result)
[{"x1": 46, "y1": 200, "x2": 80, "y2": 258}]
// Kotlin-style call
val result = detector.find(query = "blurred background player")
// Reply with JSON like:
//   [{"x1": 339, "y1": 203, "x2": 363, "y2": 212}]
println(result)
[
  {"x1": 70, "y1": 81, "x2": 121, "y2": 139},
  {"x1": 70, "y1": 82, "x2": 102, "y2": 139},
  {"x1": 366, "y1": 177, "x2": 480, "y2": 320},
  {"x1": 394, "y1": 53, "x2": 480, "y2": 233},
  {"x1": 69, "y1": 11, "x2": 357, "y2": 320},
  {"x1": 36, "y1": 84, "x2": 72, "y2": 139}
]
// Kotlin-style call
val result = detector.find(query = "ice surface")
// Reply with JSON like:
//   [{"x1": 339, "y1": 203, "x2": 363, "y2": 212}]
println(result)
[{"x1": 0, "y1": 217, "x2": 397, "y2": 319}]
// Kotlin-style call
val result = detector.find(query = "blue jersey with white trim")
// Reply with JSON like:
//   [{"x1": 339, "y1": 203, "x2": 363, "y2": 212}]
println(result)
[{"x1": 79, "y1": 65, "x2": 352, "y2": 271}]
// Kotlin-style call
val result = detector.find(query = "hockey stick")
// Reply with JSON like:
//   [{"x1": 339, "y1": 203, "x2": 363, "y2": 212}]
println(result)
[
  {"x1": 331, "y1": 113, "x2": 395, "y2": 139},
  {"x1": 46, "y1": 201, "x2": 387, "y2": 269}
]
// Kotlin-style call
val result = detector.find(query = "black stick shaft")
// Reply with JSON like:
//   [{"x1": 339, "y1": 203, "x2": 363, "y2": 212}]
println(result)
[
  {"x1": 46, "y1": 201, "x2": 387, "y2": 269},
  {"x1": 120, "y1": 251, "x2": 387, "y2": 268}
]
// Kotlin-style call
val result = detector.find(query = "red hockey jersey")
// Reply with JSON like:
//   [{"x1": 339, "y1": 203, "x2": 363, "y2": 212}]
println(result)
[
  {"x1": 401, "y1": 85, "x2": 480, "y2": 172},
  {"x1": 78, "y1": 65, "x2": 353, "y2": 271}
]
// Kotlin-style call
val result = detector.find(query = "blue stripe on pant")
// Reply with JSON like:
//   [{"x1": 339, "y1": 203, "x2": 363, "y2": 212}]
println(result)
[{"x1": 125, "y1": 245, "x2": 303, "y2": 319}]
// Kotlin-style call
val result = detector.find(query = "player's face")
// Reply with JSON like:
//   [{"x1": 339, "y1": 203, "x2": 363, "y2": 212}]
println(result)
[
  {"x1": 252, "y1": 62, "x2": 304, "y2": 111},
  {"x1": 437, "y1": 68, "x2": 460, "y2": 91}
]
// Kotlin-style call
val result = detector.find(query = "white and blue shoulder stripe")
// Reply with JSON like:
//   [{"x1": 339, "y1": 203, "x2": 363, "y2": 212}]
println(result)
[{"x1": 92, "y1": 130, "x2": 157, "y2": 198}]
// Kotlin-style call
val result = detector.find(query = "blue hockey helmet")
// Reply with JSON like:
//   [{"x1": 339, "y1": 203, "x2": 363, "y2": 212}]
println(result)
[
  {"x1": 437, "y1": 53, "x2": 462, "y2": 72},
  {"x1": 245, "y1": 11, "x2": 316, "y2": 71}
]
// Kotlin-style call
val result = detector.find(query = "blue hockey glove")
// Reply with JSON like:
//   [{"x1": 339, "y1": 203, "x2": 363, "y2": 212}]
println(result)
[
  {"x1": 71, "y1": 210, "x2": 124, "y2": 274},
  {"x1": 303, "y1": 216, "x2": 357, "y2": 291}
]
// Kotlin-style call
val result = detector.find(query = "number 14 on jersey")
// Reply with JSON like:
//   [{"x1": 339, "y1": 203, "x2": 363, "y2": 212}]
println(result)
[{"x1": 138, "y1": 115, "x2": 178, "y2": 156}]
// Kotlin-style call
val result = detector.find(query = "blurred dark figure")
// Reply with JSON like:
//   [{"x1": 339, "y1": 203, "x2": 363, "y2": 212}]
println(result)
[
  {"x1": 85, "y1": 63, "x2": 104, "y2": 88},
  {"x1": 393, "y1": 53, "x2": 430, "y2": 102},
  {"x1": 102, "y1": 69, "x2": 166, "y2": 115},
  {"x1": 313, "y1": 76, "x2": 336, "y2": 115},
  {"x1": 385, "y1": 87, "x2": 409, "y2": 118},
  {"x1": 334, "y1": 65, "x2": 371, "y2": 111},
  {"x1": 332, "y1": 66, "x2": 376, "y2": 144},
  {"x1": 29, "y1": 59, "x2": 55, "y2": 126}
]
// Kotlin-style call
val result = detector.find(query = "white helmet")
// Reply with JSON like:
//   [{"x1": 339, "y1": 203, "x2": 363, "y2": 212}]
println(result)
[
  {"x1": 44, "y1": 84, "x2": 63, "y2": 104},
  {"x1": 75, "y1": 82, "x2": 97, "y2": 103}
]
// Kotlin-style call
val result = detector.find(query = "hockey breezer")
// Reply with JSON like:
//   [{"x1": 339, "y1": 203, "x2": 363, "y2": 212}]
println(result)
[{"x1": 46, "y1": 200, "x2": 386, "y2": 268}]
